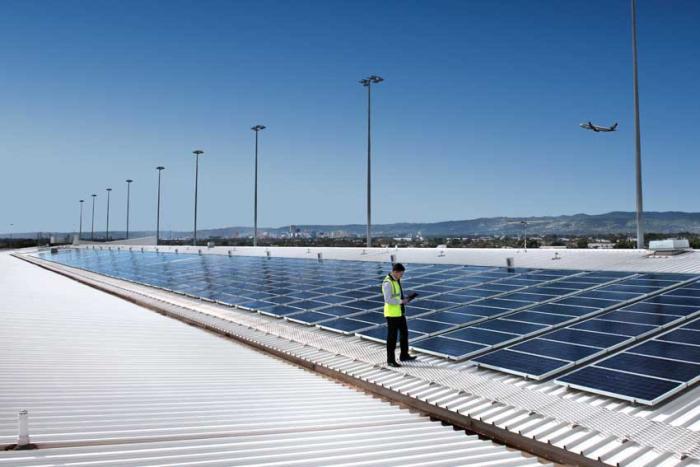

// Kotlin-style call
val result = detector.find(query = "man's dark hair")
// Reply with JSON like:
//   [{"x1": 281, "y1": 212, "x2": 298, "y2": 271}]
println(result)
[{"x1": 392, "y1": 263, "x2": 406, "y2": 272}]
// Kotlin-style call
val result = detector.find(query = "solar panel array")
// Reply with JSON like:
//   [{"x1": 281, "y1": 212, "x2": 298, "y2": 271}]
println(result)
[
  {"x1": 396, "y1": 271, "x2": 643, "y2": 360},
  {"x1": 474, "y1": 274, "x2": 700, "y2": 380},
  {"x1": 556, "y1": 282, "x2": 700, "y2": 405},
  {"x1": 37, "y1": 249, "x2": 700, "y2": 406}
]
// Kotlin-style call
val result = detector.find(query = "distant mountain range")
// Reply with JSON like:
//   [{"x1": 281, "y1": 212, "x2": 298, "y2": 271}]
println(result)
[
  {"x1": 198, "y1": 211, "x2": 700, "y2": 237},
  {"x1": 6, "y1": 212, "x2": 700, "y2": 239}
]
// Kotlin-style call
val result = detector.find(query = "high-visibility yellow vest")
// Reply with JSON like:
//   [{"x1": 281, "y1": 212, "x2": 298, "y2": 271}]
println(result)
[{"x1": 383, "y1": 274, "x2": 403, "y2": 317}]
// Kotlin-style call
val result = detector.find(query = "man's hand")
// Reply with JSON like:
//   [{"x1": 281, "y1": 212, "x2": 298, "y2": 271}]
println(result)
[{"x1": 401, "y1": 298, "x2": 410, "y2": 305}]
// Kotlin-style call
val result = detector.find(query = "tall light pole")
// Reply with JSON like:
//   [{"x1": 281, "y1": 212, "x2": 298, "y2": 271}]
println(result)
[
  {"x1": 156, "y1": 167, "x2": 165, "y2": 245},
  {"x1": 520, "y1": 220, "x2": 528, "y2": 250},
  {"x1": 125, "y1": 179, "x2": 133, "y2": 240},
  {"x1": 79, "y1": 200, "x2": 84, "y2": 240},
  {"x1": 251, "y1": 125, "x2": 266, "y2": 247},
  {"x1": 360, "y1": 75, "x2": 383, "y2": 248},
  {"x1": 105, "y1": 188, "x2": 112, "y2": 241},
  {"x1": 631, "y1": 0, "x2": 644, "y2": 249},
  {"x1": 90, "y1": 194, "x2": 97, "y2": 241},
  {"x1": 192, "y1": 150, "x2": 204, "y2": 246}
]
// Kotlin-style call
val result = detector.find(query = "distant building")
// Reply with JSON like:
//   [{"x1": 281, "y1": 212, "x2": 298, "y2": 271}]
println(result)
[{"x1": 588, "y1": 241, "x2": 614, "y2": 249}]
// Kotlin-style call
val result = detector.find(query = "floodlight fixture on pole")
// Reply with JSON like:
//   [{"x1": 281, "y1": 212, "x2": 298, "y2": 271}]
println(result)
[
  {"x1": 105, "y1": 188, "x2": 112, "y2": 241},
  {"x1": 192, "y1": 150, "x2": 204, "y2": 246},
  {"x1": 251, "y1": 125, "x2": 266, "y2": 247},
  {"x1": 156, "y1": 167, "x2": 165, "y2": 245},
  {"x1": 631, "y1": 0, "x2": 644, "y2": 249},
  {"x1": 79, "y1": 200, "x2": 84, "y2": 240},
  {"x1": 125, "y1": 180, "x2": 133, "y2": 239},
  {"x1": 359, "y1": 75, "x2": 384, "y2": 248},
  {"x1": 90, "y1": 194, "x2": 97, "y2": 241}
]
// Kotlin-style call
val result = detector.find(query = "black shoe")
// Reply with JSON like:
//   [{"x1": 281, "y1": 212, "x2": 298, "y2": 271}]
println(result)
[
  {"x1": 400, "y1": 355, "x2": 417, "y2": 362},
  {"x1": 388, "y1": 361, "x2": 402, "y2": 368}
]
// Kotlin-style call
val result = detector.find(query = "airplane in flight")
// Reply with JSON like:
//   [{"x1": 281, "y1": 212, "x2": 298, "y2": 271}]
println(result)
[{"x1": 580, "y1": 121, "x2": 618, "y2": 132}]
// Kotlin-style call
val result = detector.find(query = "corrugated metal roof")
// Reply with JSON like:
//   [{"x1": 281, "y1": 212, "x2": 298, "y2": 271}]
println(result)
[
  {"x1": 18, "y1": 245, "x2": 700, "y2": 466},
  {"x1": 0, "y1": 252, "x2": 547, "y2": 466}
]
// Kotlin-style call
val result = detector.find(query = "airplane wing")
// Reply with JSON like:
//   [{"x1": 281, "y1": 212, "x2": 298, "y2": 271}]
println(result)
[{"x1": 589, "y1": 121, "x2": 599, "y2": 132}]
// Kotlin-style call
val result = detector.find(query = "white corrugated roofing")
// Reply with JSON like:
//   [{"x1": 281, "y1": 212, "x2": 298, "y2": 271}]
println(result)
[
  {"x1": 18, "y1": 244, "x2": 700, "y2": 466},
  {"x1": 0, "y1": 251, "x2": 547, "y2": 466}
]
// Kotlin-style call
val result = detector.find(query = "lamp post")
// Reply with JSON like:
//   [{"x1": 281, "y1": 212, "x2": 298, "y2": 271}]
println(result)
[
  {"x1": 631, "y1": 0, "x2": 644, "y2": 249},
  {"x1": 192, "y1": 150, "x2": 204, "y2": 246},
  {"x1": 90, "y1": 194, "x2": 97, "y2": 241},
  {"x1": 105, "y1": 188, "x2": 112, "y2": 241},
  {"x1": 359, "y1": 75, "x2": 383, "y2": 248},
  {"x1": 251, "y1": 125, "x2": 265, "y2": 247},
  {"x1": 79, "y1": 200, "x2": 84, "y2": 240},
  {"x1": 125, "y1": 179, "x2": 133, "y2": 240},
  {"x1": 156, "y1": 167, "x2": 164, "y2": 245}
]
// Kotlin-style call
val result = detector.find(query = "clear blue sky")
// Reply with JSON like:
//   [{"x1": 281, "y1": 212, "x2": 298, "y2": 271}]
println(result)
[{"x1": 1, "y1": 0, "x2": 698, "y2": 233}]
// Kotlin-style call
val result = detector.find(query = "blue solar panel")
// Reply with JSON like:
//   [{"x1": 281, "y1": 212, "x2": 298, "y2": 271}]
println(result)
[
  {"x1": 287, "y1": 311, "x2": 335, "y2": 325},
  {"x1": 646, "y1": 294, "x2": 700, "y2": 307},
  {"x1": 667, "y1": 288, "x2": 700, "y2": 298},
  {"x1": 410, "y1": 299, "x2": 457, "y2": 311},
  {"x1": 411, "y1": 336, "x2": 486, "y2": 359},
  {"x1": 561, "y1": 366, "x2": 684, "y2": 404},
  {"x1": 602, "y1": 310, "x2": 680, "y2": 326},
  {"x1": 448, "y1": 305, "x2": 508, "y2": 317},
  {"x1": 506, "y1": 310, "x2": 572, "y2": 325},
  {"x1": 316, "y1": 295, "x2": 353, "y2": 305},
  {"x1": 424, "y1": 310, "x2": 483, "y2": 325},
  {"x1": 476, "y1": 319, "x2": 547, "y2": 335},
  {"x1": 346, "y1": 300, "x2": 383, "y2": 311},
  {"x1": 624, "y1": 302, "x2": 699, "y2": 316},
  {"x1": 356, "y1": 325, "x2": 388, "y2": 341},
  {"x1": 632, "y1": 339, "x2": 700, "y2": 362},
  {"x1": 475, "y1": 350, "x2": 567, "y2": 376},
  {"x1": 598, "y1": 352, "x2": 700, "y2": 382},
  {"x1": 318, "y1": 318, "x2": 376, "y2": 333},
  {"x1": 527, "y1": 303, "x2": 597, "y2": 317},
  {"x1": 510, "y1": 338, "x2": 601, "y2": 361},
  {"x1": 571, "y1": 319, "x2": 654, "y2": 337},
  {"x1": 543, "y1": 328, "x2": 629, "y2": 347},
  {"x1": 443, "y1": 327, "x2": 517, "y2": 346},
  {"x1": 556, "y1": 296, "x2": 617, "y2": 309},
  {"x1": 576, "y1": 290, "x2": 643, "y2": 301},
  {"x1": 657, "y1": 328, "x2": 700, "y2": 345},
  {"x1": 318, "y1": 305, "x2": 361, "y2": 317},
  {"x1": 476, "y1": 298, "x2": 530, "y2": 309},
  {"x1": 407, "y1": 319, "x2": 455, "y2": 335},
  {"x1": 288, "y1": 300, "x2": 329, "y2": 311},
  {"x1": 258, "y1": 305, "x2": 303, "y2": 317}
]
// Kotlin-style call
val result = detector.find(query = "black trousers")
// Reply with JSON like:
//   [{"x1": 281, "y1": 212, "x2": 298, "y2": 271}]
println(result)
[{"x1": 386, "y1": 315, "x2": 409, "y2": 363}]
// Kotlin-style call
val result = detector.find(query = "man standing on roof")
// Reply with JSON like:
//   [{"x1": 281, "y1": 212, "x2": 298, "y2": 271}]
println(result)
[{"x1": 382, "y1": 263, "x2": 417, "y2": 367}]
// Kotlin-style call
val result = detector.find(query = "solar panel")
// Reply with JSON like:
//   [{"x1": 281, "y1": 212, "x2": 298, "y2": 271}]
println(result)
[
  {"x1": 286, "y1": 311, "x2": 336, "y2": 325},
  {"x1": 318, "y1": 318, "x2": 380, "y2": 334},
  {"x1": 475, "y1": 280, "x2": 700, "y2": 379},
  {"x1": 411, "y1": 336, "x2": 487, "y2": 359}
]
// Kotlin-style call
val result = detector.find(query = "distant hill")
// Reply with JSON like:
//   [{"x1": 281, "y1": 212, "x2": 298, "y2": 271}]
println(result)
[
  {"x1": 6, "y1": 211, "x2": 700, "y2": 239},
  {"x1": 198, "y1": 211, "x2": 700, "y2": 237}
]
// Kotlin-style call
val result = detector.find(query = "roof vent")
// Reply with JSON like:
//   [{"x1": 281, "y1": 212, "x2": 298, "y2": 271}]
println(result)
[{"x1": 648, "y1": 239, "x2": 691, "y2": 256}]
